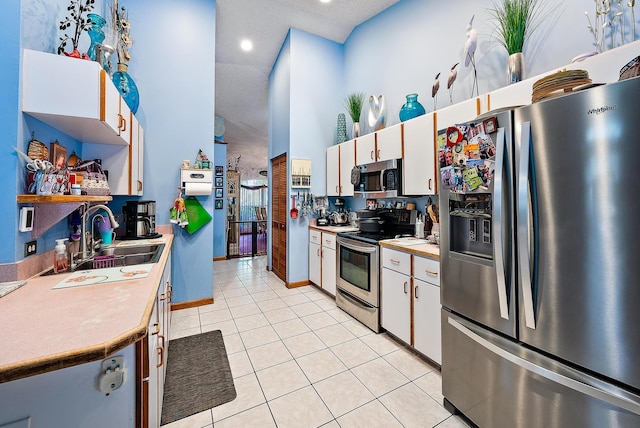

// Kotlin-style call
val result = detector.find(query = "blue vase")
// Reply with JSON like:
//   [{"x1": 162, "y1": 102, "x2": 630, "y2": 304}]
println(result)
[
  {"x1": 399, "y1": 93, "x2": 426, "y2": 122},
  {"x1": 87, "y1": 13, "x2": 106, "y2": 62},
  {"x1": 113, "y1": 63, "x2": 140, "y2": 114}
]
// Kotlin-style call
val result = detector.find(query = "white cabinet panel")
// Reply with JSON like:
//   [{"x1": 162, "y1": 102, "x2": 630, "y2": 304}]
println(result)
[
  {"x1": 355, "y1": 132, "x2": 376, "y2": 165},
  {"x1": 414, "y1": 278, "x2": 441, "y2": 364},
  {"x1": 326, "y1": 145, "x2": 340, "y2": 197},
  {"x1": 375, "y1": 124, "x2": 402, "y2": 162},
  {"x1": 402, "y1": 113, "x2": 437, "y2": 195},
  {"x1": 309, "y1": 241, "x2": 321, "y2": 286},
  {"x1": 381, "y1": 267, "x2": 411, "y2": 343},
  {"x1": 321, "y1": 247, "x2": 337, "y2": 296},
  {"x1": 338, "y1": 140, "x2": 355, "y2": 197}
]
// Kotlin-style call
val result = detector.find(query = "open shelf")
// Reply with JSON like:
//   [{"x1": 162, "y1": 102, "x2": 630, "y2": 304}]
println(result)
[{"x1": 17, "y1": 194, "x2": 114, "y2": 238}]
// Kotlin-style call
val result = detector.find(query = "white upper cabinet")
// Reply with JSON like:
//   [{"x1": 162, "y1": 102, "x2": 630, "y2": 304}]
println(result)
[
  {"x1": 434, "y1": 97, "x2": 482, "y2": 133},
  {"x1": 339, "y1": 139, "x2": 355, "y2": 197},
  {"x1": 355, "y1": 125, "x2": 402, "y2": 165},
  {"x1": 355, "y1": 133, "x2": 376, "y2": 165},
  {"x1": 326, "y1": 144, "x2": 340, "y2": 197},
  {"x1": 402, "y1": 113, "x2": 437, "y2": 195},
  {"x1": 375, "y1": 124, "x2": 402, "y2": 162},
  {"x1": 22, "y1": 49, "x2": 131, "y2": 146}
]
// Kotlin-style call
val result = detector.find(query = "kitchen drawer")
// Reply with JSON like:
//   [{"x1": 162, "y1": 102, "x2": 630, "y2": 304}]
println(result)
[
  {"x1": 321, "y1": 232, "x2": 336, "y2": 250},
  {"x1": 414, "y1": 255, "x2": 440, "y2": 286},
  {"x1": 381, "y1": 248, "x2": 411, "y2": 275},
  {"x1": 309, "y1": 230, "x2": 321, "y2": 244}
]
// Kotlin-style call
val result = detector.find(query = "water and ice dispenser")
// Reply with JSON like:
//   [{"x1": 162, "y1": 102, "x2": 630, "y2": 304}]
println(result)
[{"x1": 448, "y1": 192, "x2": 493, "y2": 260}]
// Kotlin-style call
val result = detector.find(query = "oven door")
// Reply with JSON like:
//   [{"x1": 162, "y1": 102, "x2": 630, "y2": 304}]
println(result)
[{"x1": 336, "y1": 237, "x2": 379, "y2": 307}]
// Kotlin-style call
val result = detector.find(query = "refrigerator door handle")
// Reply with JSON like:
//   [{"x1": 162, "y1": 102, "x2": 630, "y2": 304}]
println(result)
[
  {"x1": 518, "y1": 121, "x2": 536, "y2": 329},
  {"x1": 448, "y1": 316, "x2": 640, "y2": 416},
  {"x1": 493, "y1": 127, "x2": 509, "y2": 320}
]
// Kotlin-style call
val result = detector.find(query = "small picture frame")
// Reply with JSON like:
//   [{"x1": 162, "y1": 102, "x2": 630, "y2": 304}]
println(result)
[
  {"x1": 483, "y1": 117, "x2": 497, "y2": 134},
  {"x1": 215, "y1": 187, "x2": 223, "y2": 198},
  {"x1": 215, "y1": 199, "x2": 223, "y2": 209},
  {"x1": 50, "y1": 141, "x2": 67, "y2": 170},
  {"x1": 215, "y1": 165, "x2": 224, "y2": 176},
  {"x1": 215, "y1": 177, "x2": 224, "y2": 187}
]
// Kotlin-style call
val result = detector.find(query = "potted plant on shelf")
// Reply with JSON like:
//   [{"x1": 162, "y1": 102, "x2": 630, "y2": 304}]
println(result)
[
  {"x1": 488, "y1": 0, "x2": 555, "y2": 83},
  {"x1": 343, "y1": 92, "x2": 365, "y2": 138}
]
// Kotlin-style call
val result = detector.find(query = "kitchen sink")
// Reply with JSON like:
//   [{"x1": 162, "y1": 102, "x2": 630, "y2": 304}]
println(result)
[{"x1": 42, "y1": 243, "x2": 165, "y2": 275}]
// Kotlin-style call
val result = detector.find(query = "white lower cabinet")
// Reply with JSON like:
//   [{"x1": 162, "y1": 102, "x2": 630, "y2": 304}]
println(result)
[
  {"x1": 380, "y1": 247, "x2": 441, "y2": 364},
  {"x1": 308, "y1": 230, "x2": 337, "y2": 296},
  {"x1": 381, "y1": 266, "x2": 411, "y2": 344}
]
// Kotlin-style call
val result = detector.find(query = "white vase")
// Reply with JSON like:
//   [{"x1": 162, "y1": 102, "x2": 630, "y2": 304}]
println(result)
[{"x1": 507, "y1": 52, "x2": 525, "y2": 84}]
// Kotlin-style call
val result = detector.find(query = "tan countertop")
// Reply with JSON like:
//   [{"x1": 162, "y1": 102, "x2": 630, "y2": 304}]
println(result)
[
  {"x1": 0, "y1": 234, "x2": 173, "y2": 384},
  {"x1": 380, "y1": 237, "x2": 440, "y2": 259},
  {"x1": 309, "y1": 224, "x2": 359, "y2": 234}
]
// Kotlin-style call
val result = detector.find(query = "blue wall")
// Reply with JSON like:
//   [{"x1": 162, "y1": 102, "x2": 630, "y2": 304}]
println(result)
[
  {"x1": 127, "y1": 0, "x2": 215, "y2": 303},
  {"x1": 2, "y1": 0, "x2": 22, "y2": 264},
  {"x1": 267, "y1": 31, "x2": 291, "y2": 275},
  {"x1": 287, "y1": 29, "x2": 344, "y2": 283}
]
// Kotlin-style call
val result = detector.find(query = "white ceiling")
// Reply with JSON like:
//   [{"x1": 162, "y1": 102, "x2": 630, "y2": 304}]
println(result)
[{"x1": 215, "y1": 0, "x2": 400, "y2": 179}]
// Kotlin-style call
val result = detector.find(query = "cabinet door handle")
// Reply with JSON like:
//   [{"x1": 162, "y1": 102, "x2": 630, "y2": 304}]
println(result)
[
  {"x1": 428, "y1": 178, "x2": 432, "y2": 190},
  {"x1": 336, "y1": 185, "x2": 339, "y2": 194},
  {"x1": 317, "y1": 248, "x2": 320, "y2": 256},
  {"x1": 121, "y1": 114, "x2": 127, "y2": 132},
  {"x1": 377, "y1": 149, "x2": 381, "y2": 159},
  {"x1": 415, "y1": 285, "x2": 419, "y2": 299},
  {"x1": 152, "y1": 322, "x2": 160, "y2": 335},
  {"x1": 403, "y1": 281, "x2": 408, "y2": 294},
  {"x1": 370, "y1": 150, "x2": 374, "y2": 160},
  {"x1": 425, "y1": 269, "x2": 438, "y2": 276},
  {"x1": 324, "y1": 239, "x2": 332, "y2": 244},
  {"x1": 168, "y1": 284, "x2": 172, "y2": 302},
  {"x1": 156, "y1": 337, "x2": 165, "y2": 368},
  {"x1": 160, "y1": 292, "x2": 167, "y2": 301},
  {"x1": 137, "y1": 180, "x2": 143, "y2": 191},
  {"x1": 390, "y1": 259, "x2": 400, "y2": 264}
]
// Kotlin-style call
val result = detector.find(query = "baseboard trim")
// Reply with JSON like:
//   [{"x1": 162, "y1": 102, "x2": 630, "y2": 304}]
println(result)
[
  {"x1": 213, "y1": 256, "x2": 227, "y2": 262},
  {"x1": 171, "y1": 297, "x2": 214, "y2": 311},
  {"x1": 287, "y1": 280, "x2": 309, "y2": 289}
]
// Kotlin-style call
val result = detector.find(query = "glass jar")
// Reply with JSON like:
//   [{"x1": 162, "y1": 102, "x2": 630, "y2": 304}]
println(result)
[{"x1": 87, "y1": 13, "x2": 106, "y2": 62}]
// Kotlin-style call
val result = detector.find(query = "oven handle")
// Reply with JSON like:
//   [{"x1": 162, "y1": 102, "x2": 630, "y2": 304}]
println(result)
[
  {"x1": 337, "y1": 288, "x2": 377, "y2": 312},
  {"x1": 337, "y1": 237, "x2": 378, "y2": 253}
]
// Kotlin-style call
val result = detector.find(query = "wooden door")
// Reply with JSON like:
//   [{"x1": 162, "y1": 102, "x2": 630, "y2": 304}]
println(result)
[{"x1": 271, "y1": 154, "x2": 287, "y2": 282}]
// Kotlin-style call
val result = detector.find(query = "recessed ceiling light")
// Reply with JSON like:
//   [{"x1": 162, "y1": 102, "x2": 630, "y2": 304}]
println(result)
[
  {"x1": 240, "y1": 39, "x2": 253, "y2": 52},
  {"x1": 320, "y1": 0, "x2": 331, "y2": 3}
]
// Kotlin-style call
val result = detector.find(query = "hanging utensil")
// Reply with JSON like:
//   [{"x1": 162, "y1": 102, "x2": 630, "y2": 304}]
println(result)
[{"x1": 290, "y1": 195, "x2": 299, "y2": 219}]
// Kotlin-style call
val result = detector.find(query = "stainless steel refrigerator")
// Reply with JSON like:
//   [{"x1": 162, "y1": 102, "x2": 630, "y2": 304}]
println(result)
[{"x1": 439, "y1": 77, "x2": 640, "y2": 428}]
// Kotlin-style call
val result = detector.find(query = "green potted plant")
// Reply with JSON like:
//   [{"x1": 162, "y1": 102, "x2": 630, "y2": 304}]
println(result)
[
  {"x1": 488, "y1": 0, "x2": 555, "y2": 83},
  {"x1": 343, "y1": 92, "x2": 365, "y2": 138}
]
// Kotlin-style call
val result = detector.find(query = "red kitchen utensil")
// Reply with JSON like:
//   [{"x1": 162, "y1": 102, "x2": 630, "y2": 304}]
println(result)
[{"x1": 290, "y1": 195, "x2": 298, "y2": 219}]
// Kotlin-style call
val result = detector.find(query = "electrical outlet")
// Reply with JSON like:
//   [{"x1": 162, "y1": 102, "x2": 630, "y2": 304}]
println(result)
[{"x1": 24, "y1": 240, "x2": 37, "y2": 257}]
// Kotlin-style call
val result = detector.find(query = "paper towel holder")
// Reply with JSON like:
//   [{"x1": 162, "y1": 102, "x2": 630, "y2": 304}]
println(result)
[{"x1": 181, "y1": 168, "x2": 213, "y2": 196}]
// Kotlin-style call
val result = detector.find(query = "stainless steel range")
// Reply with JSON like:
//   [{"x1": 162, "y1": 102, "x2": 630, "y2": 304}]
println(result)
[{"x1": 336, "y1": 209, "x2": 416, "y2": 333}]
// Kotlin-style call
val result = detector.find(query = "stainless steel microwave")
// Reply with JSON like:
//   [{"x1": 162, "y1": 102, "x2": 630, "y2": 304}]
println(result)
[{"x1": 353, "y1": 159, "x2": 402, "y2": 198}]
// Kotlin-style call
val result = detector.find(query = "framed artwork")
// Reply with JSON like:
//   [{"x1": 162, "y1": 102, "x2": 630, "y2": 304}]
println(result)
[
  {"x1": 215, "y1": 187, "x2": 223, "y2": 198},
  {"x1": 50, "y1": 141, "x2": 67, "y2": 169},
  {"x1": 215, "y1": 165, "x2": 224, "y2": 176},
  {"x1": 215, "y1": 199, "x2": 223, "y2": 209},
  {"x1": 483, "y1": 117, "x2": 497, "y2": 134},
  {"x1": 215, "y1": 177, "x2": 224, "y2": 187}
]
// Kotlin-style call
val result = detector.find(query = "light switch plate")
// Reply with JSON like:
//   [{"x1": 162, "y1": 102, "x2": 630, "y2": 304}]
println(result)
[{"x1": 19, "y1": 207, "x2": 34, "y2": 232}]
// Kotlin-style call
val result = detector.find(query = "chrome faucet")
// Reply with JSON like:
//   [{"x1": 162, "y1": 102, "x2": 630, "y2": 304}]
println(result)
[{"x1": 78, "y1": 203, "x2": 120, "y2": 260}]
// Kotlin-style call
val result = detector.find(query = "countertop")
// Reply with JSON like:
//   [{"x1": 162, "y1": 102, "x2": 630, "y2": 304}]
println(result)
[
  {"x1": 379, "y1": 237, "x2": 440, "y2": 259},
  {"x1": 308, "y1": 224, "x2": 359, "y2": 234},
  {"x1": 0, "y1": 234, "x2": 173, "y2": 384}
]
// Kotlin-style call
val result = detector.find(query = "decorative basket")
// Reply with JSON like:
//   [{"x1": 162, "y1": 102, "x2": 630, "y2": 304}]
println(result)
[{"x1": 75, "y1": 161, "x2": 111, "y2": 196}]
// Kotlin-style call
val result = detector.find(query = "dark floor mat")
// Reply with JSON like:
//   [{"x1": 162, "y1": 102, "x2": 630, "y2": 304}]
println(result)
[{"x1": 160, "y1": 330, "x2": 237, "y2": 425}]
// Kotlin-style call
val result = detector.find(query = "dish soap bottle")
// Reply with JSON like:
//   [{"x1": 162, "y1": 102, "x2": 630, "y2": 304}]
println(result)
[
  {"x1": 415, "y1": 214, "x2": 425, "y2": 238},
  {"x1": 54, "y1": 238, "x2": 69, "y2": 273}
]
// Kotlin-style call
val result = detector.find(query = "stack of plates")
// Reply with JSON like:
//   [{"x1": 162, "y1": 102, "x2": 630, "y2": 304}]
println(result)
[{"x1": 532, "y1": 69, "x2": 593, "y2": 102}]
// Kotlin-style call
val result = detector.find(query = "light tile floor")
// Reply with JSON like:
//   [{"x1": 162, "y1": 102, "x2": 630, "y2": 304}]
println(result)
[{"x1": 162, "y1": 256, "x2": 471, "y2": 428}]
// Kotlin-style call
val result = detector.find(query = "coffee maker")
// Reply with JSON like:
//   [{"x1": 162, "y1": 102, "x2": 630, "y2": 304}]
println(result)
[{"x1": 123, "y1": 200, "x2": 162, "y2": 239}]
